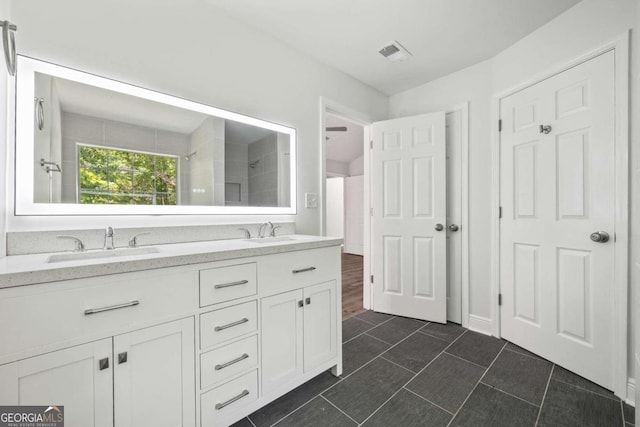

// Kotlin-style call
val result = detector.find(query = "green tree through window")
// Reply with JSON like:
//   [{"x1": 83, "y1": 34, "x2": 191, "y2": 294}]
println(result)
[{"x1": 78, "y1": 145, "x2": 177, "y2": 205}]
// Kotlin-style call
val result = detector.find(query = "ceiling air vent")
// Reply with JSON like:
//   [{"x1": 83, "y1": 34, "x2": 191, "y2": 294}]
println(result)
[{"x1": 378, "y1": 41, "x2": 412, "y2": 62}]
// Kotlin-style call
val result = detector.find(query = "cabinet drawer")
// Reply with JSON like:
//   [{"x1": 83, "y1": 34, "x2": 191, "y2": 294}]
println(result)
[
  {"x1": 260, "y1": 246, "x2": 340, "y2": 295},
  {"x1": 201, "y1": 370, "x2": 258, "y2": 427},
  {"x1": 201, "y1": 335, "x2": 258, "y2": 389},
  {"x1": 0, "y1": 270, "x2": 198, "y2": 361},
  {"x1": 200, "y1": 263, "x2": 257, "y2": 307},
  {"x1": 200, "y1": 301, "x2": 257, "y2": 349}
]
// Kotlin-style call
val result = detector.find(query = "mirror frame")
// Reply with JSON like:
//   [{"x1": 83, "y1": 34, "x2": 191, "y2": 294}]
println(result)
[{"x1": 15, "y1": 56, "x2": 297, "y2": 215}]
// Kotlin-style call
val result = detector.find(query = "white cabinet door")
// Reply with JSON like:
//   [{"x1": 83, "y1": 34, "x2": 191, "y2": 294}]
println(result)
[
  {"x1": 0, "y1": 339, "x2": 113, "y2": 427},
  {"x1": 500, "y1": 51, "x2": 615, "y2": 389},
  {"x1": 371, "y1": 112, "x2": 447, "y2": 322},
  {"x1": 303, "y1": 281, "x2": 337, "y2": 371},
  {"x1": 261, "y1": 289, "x2": 304, "y2": 395},
  {"x1": 114, "y1": 317, "x2": 195, "y2": 427}
]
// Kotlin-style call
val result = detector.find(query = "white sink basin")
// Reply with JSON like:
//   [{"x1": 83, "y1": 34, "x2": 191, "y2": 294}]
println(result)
[
  {"x1": 244, "y1": 236, "x2": 295, "y2": 244},
  {"x1": 47, "y1": 246, "x2": 160, "y2": 263}
]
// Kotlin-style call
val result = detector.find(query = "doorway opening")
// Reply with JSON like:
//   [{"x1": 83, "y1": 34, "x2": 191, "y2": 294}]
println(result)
[{"x1": 324, "y1": 111, "x2": 367, "y2": 320}]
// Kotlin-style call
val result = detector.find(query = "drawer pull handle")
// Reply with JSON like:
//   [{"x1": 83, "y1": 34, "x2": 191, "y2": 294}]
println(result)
[
  {"x1": 215, "y1": 317, "x2": 249, "y2": 332},
  {"x1": 84, "y1": 300, "x2": 139, "y2": 315},
  {"x1": 215, "y1": 389, "x2": 249, "y2": 410},
  {"x1": 214, "y1": 280, "x2": 249, "y2": 289},
  {"x1": 215, "y1": 353, "x2": 249, "y2": 371},
  {"x1": 292, "y1": 267, "x2": 316, "y2": 274}
]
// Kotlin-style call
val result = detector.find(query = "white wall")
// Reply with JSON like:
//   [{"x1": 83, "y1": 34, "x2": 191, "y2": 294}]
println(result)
[
  {"x1": 325, "y1": 177, "x2": 344, "y2": 239},
  {"x1": 349, "y1": 155, "x2": 364, "y2": 176},
  {"x1": 390, "y1": 0, "x2": 638, "y2": 396},
  {"x1": 326, "y1": 159, "x2": 349, "y2": 177},
  {"x1": 635, "y1": 0, "x2": 640, "y2": 413},
  {"x1": 5, "y1": 0, "x2": 387, "y2": 234}
]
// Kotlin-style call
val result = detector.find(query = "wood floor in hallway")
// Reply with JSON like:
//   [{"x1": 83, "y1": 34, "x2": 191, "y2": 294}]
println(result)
[{"x1": 342, "y1": 251, "x2": 365, "y2": 320}]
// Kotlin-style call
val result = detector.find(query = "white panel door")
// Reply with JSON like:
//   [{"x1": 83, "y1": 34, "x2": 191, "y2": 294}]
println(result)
[
  {"x1": 114, "y1": 317, "x2": 195, "y2": 427},
  {"x1": 344, "y1": 175, "x2": 364, "y2": 255},
  {"x1": 0, "y1": 339, "x2": 113, "y2": 427},
  {"x1": 500, "y1": 51, "x2": 615, "y2": 389},
  {"x1": 372, "y1": 112, "x2": 447, "y2": 322}
]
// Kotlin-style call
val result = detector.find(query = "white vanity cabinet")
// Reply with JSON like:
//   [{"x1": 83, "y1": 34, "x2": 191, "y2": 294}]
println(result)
[
  {"x1": 261, "y1": 280, "x2": 337, "y2": 396},
  {"x1": 0, "y1": 318, "x2": 195, "y2": 427},
  {"x1": 0, "y1": 240, "x2": 342, "y2": 427},
  {"x1": 0, "y1": 338, "x2": 114, "y2": 427}
]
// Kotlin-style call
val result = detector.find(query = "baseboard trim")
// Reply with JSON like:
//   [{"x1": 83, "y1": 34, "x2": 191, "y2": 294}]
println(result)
[
  {"x1": 627, "y1": 377, "x2": 636, "y2": 407},
  {"x1": 468, "y1": 315, "x2": 492, "y2": 336}
]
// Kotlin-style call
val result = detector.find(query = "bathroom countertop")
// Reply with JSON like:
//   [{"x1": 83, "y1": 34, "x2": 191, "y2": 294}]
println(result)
[{"x1": 0, "y1": 235, "x2": 343, "y2": 289}]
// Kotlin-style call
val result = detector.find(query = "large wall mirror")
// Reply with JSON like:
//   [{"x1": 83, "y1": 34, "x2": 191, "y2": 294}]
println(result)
[{"x1": 15, "y1": 56, "x2": 297, "y2": 215}]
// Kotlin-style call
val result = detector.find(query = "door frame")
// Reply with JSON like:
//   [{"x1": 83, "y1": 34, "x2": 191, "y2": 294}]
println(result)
[
  {"x1": 319, "y1": 97, "x2": 373, "y2": 308},
  {"x1": 490, "y1": 31, "x2": 630, "y2": 398}
]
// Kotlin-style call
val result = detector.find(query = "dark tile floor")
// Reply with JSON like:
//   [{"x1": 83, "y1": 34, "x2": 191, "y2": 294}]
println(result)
[{"x1": 233, "y1": 311, "x2": 635, "y2": 427}]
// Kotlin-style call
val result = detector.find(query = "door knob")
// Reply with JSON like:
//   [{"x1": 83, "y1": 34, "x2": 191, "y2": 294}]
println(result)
[
  {"x1": 434, "y1": 224, "x2": 444, "y2": 231},
  {"x1": 590, "y1": 231, "x2": 610, "y2": 243},
  {"x1": 449, "y1": 224, "x2": 459, "y2": 232}
]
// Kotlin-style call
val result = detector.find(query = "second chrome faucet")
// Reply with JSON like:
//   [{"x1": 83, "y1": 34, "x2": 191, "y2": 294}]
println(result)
[{"x1": 104, "y1": 226, "x2": 115, "y2": 250}]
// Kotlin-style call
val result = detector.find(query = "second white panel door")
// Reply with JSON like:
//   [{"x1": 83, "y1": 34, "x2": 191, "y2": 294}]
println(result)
[
  {"x1": 371, "y1": 112, "x2": 447, "y2": 322},
  {"x1": 500, "y1": 51, "x2": 616, "y2": 389}
]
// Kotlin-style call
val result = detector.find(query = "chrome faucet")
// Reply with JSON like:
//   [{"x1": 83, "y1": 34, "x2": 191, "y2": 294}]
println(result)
[
  {"x1": 238, "y1": 228, "x2": 251, "y2": 239},
  {"x1": 57, "y1": 235, "x2": 86, "y2": 252},
  {"x1": 128, "y1": 232, "x2": 150, "y2": 248},
  {"x1": 104, "y1": 226, "x2": 115, "y2": 250},
  {"x1": 257, "y1": 222, "x2": 275, "y2": 238}
]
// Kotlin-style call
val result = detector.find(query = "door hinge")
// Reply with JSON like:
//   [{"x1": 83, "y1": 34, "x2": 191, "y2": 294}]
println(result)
[
  {"x1": 370, "y1": 275, "x2": 374, "y2": 284},
  {"x1": 498, "y1": 119, "x2": 502, "y2": 132},
  {"x1": 370, "y1": 207, "x2": 373, "y2": 216},
  {"x1": 499, "y1": 206, "x2": 502, "y2": 219},
  {"x1": 370, "y1": 140, "x2": 373, "y2": 149},
  {"x1": 498, "y1": 293, "x2": 502, "y2": 306}
]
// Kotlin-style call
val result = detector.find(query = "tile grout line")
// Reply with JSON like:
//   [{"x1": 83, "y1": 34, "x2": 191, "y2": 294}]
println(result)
[
  {"x1": 415, "y1": 328, "x2": 458, "y2": 345},
  {"x1": 246, "y1": 416, "x2": 257, "y2": 427},
  {"x1": 442, "y1": 350, "x2": 491, "y2": 370},
  {"x1": 502, "y1": 346, "x2": 547, "y2": 363},
  {"x1": 329, "y1": 325, "x2": 433, "y2": 389},
  {"x1": 274, "y1": 319, "x2": 427, "y2": 426},
  {"x1": 620, "y1": 397, "x2": 625, "y2": 427},
  {"x1": 379, "y1": 355, "x2": 421, "y2": 375},
  {"x1": 319, "y1": 394, "x2": 360, "y2": 426},
  {"x1": 261, "y1": 377, "x2": 347, "y2": 427},
  {"x1": 534, "y1": 365, "x2": 554, "y2": 427},
  {"x1": 479, "y1": 380, "x2": 541, "y2": 408},
  {"x1": 403, "y1": 386, "x2": 455, "y2": 416},
  {"x1": 342, "y1": 315, "x2": 397, "y2": 345},
  {"x1": 550, "y1": 377, "x2": 620, "y2": 402},
  {"x1": 446, "y1": 340, "x2": 508, "y2": 427},
  {"x1": 356, "y1": 329, "x2": 471, "y2": 425}
]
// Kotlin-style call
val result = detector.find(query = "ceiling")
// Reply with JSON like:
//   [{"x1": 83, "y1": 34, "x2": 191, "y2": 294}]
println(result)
[
  {"x1": 326, "y1": 114, "x2": 364, "y2": 164},
  {"x1": 205, "y1": 0, "x2": 580, "y2": 95},
  {"x1": 54, "y1": 75, "x2": 209, "y2": 135}
]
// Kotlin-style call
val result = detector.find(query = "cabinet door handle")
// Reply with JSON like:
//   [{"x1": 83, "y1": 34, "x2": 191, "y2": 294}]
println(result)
[
  {"x1": 292, "y1": 267, "x2": 316, "y2": 274},
  {"x1": 118, "y1": 352, "x2": 128, "y2": 364},
  {"x1": 99, "y1": 357, "x2": 109, "y2": 371},
  {"x1": 305, "y1": 297, "x2": 311, "y2": 305},
  {"x1": 214, "y1": 317, "x2": 249, "y2": 332},
  {"x1": 84, "y1": 300, "x2": 139, "y2": 315},
  {"x1": 35, "y1": 98, "x2": 44, "y2": 131},
  {"x1": 215, "y1": 353, "x2": 249, "y2": 371},
  {"x1": 298, "y1": 300, "x2": 304, "y2": 308},
  {"x1": 214, "y1": 280, "x2": 249, "y2": 289},
  {"x1": 215, "y1": 389, "x2": 249, "y2": 410}
]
